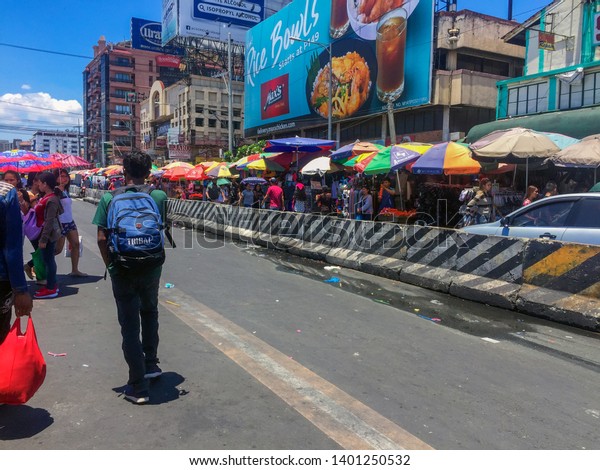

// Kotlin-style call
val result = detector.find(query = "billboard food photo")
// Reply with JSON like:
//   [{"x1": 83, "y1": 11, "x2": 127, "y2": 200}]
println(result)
[{"x1": 244, "y1": 0, "x2": 434, "y2": 137}]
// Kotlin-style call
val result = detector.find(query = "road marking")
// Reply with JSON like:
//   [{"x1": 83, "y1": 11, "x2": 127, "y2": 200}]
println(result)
[
  {"x1": 160, "y1": 287, "x2": 434, "y2": 450},
  {"x1": 481, "y1": 337, "x2": 500, "y2": 344}
]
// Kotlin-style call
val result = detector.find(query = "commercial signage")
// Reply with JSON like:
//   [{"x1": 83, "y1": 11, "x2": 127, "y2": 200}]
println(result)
[
  {"x1": 244, "y1": 0, "x2": 434, "y2": 137},
  {"x1": 168, "y1": 144, "x2": 192, "y2": 159},
  {"x1": 131, "y1": 17, "x2": 184, "y2": 55},
  {"x1": 162, "y1": 0, "x2": 291, "y2": 45},
  {"x1": 538, "y1": 32, "x2": 555, "y2": 51},
  {"x1": 157, "y1": 122, "x2": 170, "y2": 136},
  {"x1": 594, "y1": 12, "x2": 600, "y2": 46},
  {"x1": 156, "y1": 55, "x2": 182, "y2": 68}
]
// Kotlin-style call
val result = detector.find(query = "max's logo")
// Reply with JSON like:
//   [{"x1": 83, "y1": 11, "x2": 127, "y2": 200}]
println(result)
[
  {"x1": 136, "y1": 223, "x2": 142, "y2": 229},
  {"x1": 264, "y1": 85, "x2": 284, "y2": 111},
  {"x1": 261, "y1": 74, "x2": 290, "y2": 120}
]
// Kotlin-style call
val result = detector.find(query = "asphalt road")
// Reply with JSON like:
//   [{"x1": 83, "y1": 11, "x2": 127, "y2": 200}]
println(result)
[{"x1": 1, "y1": 199, "x2": 599, "y2": 450}]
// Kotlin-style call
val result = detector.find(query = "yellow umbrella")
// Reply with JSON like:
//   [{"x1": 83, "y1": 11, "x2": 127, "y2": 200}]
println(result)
[
  {"x1": 161, "y1": 161, "x2": 194, "y2": 170},
  {"x1": 206, "y1": 163, "x2": 233, "y2": 178},
  {"x1": 245, "y1": 158, "x2": 285, "y2": 172},
  {"x1": 396, "y1": 142, "x2": 434, "y2": 155}
]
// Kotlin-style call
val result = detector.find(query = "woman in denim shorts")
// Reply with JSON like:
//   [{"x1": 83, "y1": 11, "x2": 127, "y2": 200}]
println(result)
[{"x1": 54, "y1": 169, "x2": 87, "y2": 277}]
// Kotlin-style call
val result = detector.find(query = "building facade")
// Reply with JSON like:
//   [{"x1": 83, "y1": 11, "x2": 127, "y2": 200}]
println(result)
[
  {"x1": 467, "y1": 0, "x2": 600, "y2": 141},
  {"x1": 140, "y1": 75, "x2": 244, "y2": 162},
  {"x1": 83, "y1": 36, "x2": 185, "y2": 165},
  {"x1": 32, "y1": 130, "x2": 80, "y2": 155}
]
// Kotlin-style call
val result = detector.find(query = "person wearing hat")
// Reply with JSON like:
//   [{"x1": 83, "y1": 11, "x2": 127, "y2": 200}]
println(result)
[{"x1": 263, "y1": 177, "x2": 284, "y2": 211}]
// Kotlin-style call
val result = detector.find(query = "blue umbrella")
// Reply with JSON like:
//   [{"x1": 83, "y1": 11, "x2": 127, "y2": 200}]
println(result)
[
  {"x1": 266, "y1": 136, "x2": 335, "y2": 153},
  {"x1": 241, "y1": 177, "x2": 267, "y2": 185}
]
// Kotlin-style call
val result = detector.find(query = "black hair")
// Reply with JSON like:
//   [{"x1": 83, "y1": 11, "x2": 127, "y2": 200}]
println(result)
[
  {"x1": 18, "y1": 188, "x2": 31, "y2": 205},
  {"x1": 545, "y1": 181, "x2": 557, "y2": 193},
  {"x1": 37, "y1": 171, "x2": 62, "y2": 197},
  {"x1": 53, "y1": 168, "x2": 71, "y2": 192},
  {"x1": 294, "y1": 185, "x2": 307, "y2": 201},
  {"x1": 123, "y1": 150, "x2": 152, "y2": 179},
  {"x1": 3, "y1": 170, "x2": 22, "y2": 188}
]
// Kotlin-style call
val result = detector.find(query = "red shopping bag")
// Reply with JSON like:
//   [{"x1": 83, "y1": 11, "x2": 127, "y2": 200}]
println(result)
[{"x1": 0, "y1": 317, "x2": 46, "y2": 405}]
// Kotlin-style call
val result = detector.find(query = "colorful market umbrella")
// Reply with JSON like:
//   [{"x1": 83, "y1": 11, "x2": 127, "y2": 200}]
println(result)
[
  {"x1": 216, "y1": 178, "x2": 231, "y2": 186},
  {"x1": 234, "y1": 152, "x2": 282, "y2": 169},
  {"x1": 163, "y1": 166, "x2": 192, "y2": 180},
  {"x1": 352, "y1": 145, "x2": 422, "y2": 175},
  {"x1": 241, "y1": 177, "x2": 267, "y2": 185},
  {"x1": 330, "y1": 141, "x2": 384, "y2": 162},
  {"x1": 184, "y1": 165, "x2": 207, "y2": 180},
  {"x1": 161, "y1": 161, "x2": 194, "y2": 170},
  {"x1": 411, "y1": 142, "x2": 481, "y2": 175},
  {"x1": 265, "y1": 136, "x2": 335, "y2": 153},
  {"x1": 49, "y1": 153, "x2": 92, "y2": 168},
  {"x1": 206, "y1": 163, "x2": 234, "y2": 178},
  {"x1": 244, "y1": 158, "x2": 285, "y2": 172},
  {"x1": 0, "y1": 155, "x2": 61, "y2": 173},
  {"x1": 300, "y1": 156, "x2": 345, "y2": 176}
]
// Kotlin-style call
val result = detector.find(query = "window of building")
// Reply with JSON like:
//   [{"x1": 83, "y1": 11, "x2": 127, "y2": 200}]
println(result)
[
  {"x1": 456, "y1": 54, "x2": 509, "y2": 76},
  {"x1": 220, "y1": 120, "x2": 228, "y2": 129},
  {"x1": 559, "y1": 71, "x2": 600, "y2": 110},
  {"x1": 195, "y1": 118, "x2": 204, "y2": 127},
  {"x1": 208, "y1": 119, "x2": 217, "y2": 128},
  {"x1": 233, "y1": 109, "x2": 241, "y2": 117},
  {"x1": 114, "y1": 89, "x2": 128, "y2": 99},
  {"x1": 149, "y1": 76, "x2": 153, "y2": 87},
  {"x1": 114, "y1": 73, "x2": 132, "y2": 83},
  {"x1": 195, "y1": 105, "x2": 204, "y2": 114},
  {"x1": 507, "y1": 82, "x2": 548, "y2": 116},
  {"x1": 196, "y1": 90, "x2": 204, "y2": 101},
  {"x1": 208, "y1": 92, "x2": 218, "y2": 102},
  {"x1": 233, "y1": 121, "x2": 241, "y2": 130},
  {"x1": 149, "y1": 60, "x2": 153, "y2": 72},
  {"x1": 233, "y1": 94, "x2": 242, "y2": 104},
  {"x1": 115, "y1": 104, "x2": 131, "y2": 114}
]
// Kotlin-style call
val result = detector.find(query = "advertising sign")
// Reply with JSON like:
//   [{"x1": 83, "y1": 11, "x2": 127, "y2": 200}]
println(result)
[
  {"x1": 244, "y1": 0, "x2": 434, "y2": 137},
  {"x1": 162, "y1": 0, "x2": 291, "y2": 45},
  {"x1": 131, "y1": 17, "x2": 184, "y2": 55},
  {"x1": 156, "y1": 55, "x2": 182, "y2": 68},
  {"x1": 168, "y1": 144, "x2": 192, "y2": 159},
  {"x1": 594, "y1": 12, "x2": 600, "y2": 46},
  {"x1": 538, "y1": 32, "x2": 555, "y2": 51}
]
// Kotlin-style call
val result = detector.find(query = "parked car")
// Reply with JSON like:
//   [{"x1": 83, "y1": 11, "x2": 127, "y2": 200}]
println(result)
[{"x1": 460, "y1": 193, "x2": 600, "y2": 245}]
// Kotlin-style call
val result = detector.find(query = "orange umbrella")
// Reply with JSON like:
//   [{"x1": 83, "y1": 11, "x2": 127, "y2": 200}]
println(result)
[{"x1": 163, "y1": 166, "x2": 192, "y2": 180}]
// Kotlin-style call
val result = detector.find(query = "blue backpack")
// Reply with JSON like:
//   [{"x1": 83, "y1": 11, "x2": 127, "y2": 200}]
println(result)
[{"x1": 106, "y1": 185, "x2": 165, "y2": 271}]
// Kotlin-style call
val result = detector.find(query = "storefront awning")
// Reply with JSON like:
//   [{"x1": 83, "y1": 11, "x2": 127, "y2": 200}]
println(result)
[{"x1": 466, "y1": 106, "x2": 600, "y2": 143}]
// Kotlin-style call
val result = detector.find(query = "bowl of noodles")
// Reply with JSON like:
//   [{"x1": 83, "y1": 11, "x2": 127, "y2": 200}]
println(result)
[
  {"x1": 308, "y1": 48, "x2": 374, "y2": 120},
  {"x1": 348, "y1": 0, "x2": 420, "y2": 40}
]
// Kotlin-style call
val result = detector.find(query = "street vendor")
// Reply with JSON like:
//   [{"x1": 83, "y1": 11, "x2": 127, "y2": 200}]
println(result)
[{"x1": 378, "y1": 178, "x2": 396, "y2": 212}]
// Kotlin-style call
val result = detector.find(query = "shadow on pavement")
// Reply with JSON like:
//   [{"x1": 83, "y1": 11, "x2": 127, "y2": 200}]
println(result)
[
  {"x1": 112, "y1": 372, "x2": 187, "y2": 405},
  {"x1": 0, "y1": 405, "x2": 54, "y2": 440},
  {"x1": 57, "y1": 274, "x2": 104, "y2": 286}
]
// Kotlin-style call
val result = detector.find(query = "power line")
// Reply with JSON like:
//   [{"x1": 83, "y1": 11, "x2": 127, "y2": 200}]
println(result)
[
  {"x1": 0, "y1": 99, "x2": 83, "y2": 116},
  {"x1": 0, "y1": 42, "x2": 92, "y2": 59}
]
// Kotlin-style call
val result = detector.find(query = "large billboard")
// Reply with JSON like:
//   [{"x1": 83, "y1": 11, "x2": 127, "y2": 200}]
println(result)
[
  {"x1": 162, "y1": 0, "x2": 291, "y2": 45},
  {"x1": 244, "y1": 0, "x2": 434, "y2": 137},
  {"x1": 131, "y1": 17, "x2": 184, "y2": 55}
]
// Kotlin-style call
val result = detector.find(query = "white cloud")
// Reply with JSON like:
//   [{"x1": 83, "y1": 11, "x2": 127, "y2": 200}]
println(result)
[
  {"x1": 21, "y1": 84, "x2": 31, "y2": 90},
  {"x1": 0, "y1": 92, "x2": 83, "y2": 140}
]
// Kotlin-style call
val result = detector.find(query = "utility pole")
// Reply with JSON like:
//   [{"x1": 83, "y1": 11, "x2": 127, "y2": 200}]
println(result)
[
  {"x1": 76, "y1": 119, "x2": 82, "y2": 157},
  {"x1": 227, "y1": 32, "x2": 234, "y2": 155}
]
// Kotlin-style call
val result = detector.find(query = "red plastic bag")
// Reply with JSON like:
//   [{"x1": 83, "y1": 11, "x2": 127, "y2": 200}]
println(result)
[{"x1": 0, "y1": 317, "x2": 46, "y2": 405}]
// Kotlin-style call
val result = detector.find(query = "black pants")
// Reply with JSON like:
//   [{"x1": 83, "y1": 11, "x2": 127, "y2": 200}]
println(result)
[{"x1": 0, "y1": 281, "x2": 13, "y2": 345}]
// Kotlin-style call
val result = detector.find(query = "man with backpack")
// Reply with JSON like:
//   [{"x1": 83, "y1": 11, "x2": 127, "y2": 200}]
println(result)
[
  {"x1": 92, "y1": 151, "x2": 168, "y2": 404},
  {"x1": 0, "y1": 181, "x2": 33, "y2": 345}
]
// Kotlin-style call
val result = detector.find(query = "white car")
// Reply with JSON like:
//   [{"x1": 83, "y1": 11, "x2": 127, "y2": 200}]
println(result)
[{"x1": 460, "y1": 193, "x2": 600, "y2": 245}]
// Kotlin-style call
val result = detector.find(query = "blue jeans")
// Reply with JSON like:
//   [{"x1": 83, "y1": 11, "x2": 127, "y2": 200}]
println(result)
[
  {"x1": 41, "y1": 241, "x2": 57, "y2": 290},
  {"x1": 110, "y1": 272, "x2": 161, "y2": 393}
]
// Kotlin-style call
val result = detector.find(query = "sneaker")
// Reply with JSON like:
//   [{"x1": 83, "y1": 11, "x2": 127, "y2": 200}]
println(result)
[
  {"x1": 34, "y1": 287, "x2": 59, "y2": 299},
  {"x1": 24, "y1": 264, "x2": 34, "y2": 280},
  {"x1": 122, "y1": 386, "x2": 149, "y2": 404},
  {"x1": 144, "y1": 364, "x2": 162, "y2": 379}
]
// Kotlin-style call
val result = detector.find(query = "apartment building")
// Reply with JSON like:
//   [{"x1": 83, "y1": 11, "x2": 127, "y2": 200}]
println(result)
[
  {"x1": 140, "y1": 75, "x2": 244, "y2": 162},
  {"x1": 32, "y1": 130, "x2": 80, "y2": 155},
  {"x1": 83, "y1": 36, "x2": 185, "y2": 165}
]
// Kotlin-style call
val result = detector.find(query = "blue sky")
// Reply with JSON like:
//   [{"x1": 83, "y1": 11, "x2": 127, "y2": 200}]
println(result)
[{"x1": 0, "y1": 0, "x2": 552, "y2": 144}]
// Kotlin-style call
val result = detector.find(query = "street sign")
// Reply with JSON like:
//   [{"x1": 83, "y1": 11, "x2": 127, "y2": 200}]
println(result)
[{"x1": 126, "y1": 92, "x2": 137, "y2": 103}]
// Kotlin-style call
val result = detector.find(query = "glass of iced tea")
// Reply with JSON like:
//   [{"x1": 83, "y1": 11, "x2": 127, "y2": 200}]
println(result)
[
  {"x1": 330, "y1": 0, "x2": 349, "y2": 38},
  {"x1": 376, "y1": 8, "x2": 407, "y2": 103}
]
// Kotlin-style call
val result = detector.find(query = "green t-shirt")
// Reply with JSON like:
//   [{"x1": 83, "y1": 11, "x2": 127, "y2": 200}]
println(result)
[{"x1": 92, "y1": 186, "x2": 168, "y2": 278}]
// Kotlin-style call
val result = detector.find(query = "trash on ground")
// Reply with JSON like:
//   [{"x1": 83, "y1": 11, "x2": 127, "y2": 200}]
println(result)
[
  {"x1": 417, "y1": 314, "x2": 439, "y2": 323},
  {"x1": 414, "y1": 308, "x2": 420, "y2": 312},
  {"x1": 430, "y1": 299, "x2": 443, "y2": 305},
  {"x1": 353, "y1": 352, "x2": 360, "y2": 357},
  {"x1": 374, "y1": 299, "x2": 390, "y2": 305},
  {"x1": 48, "y1": 352, "x2": 67, "y2": 357},
  {"x1": 481, "y1": 337, "x2": 500, "y2": 344},
  {"x1": 165, "y1": 300, "x2": 180, "y2": 307},
  {"x1": 431, "y1": 317, "x2": 442, "y2": 322},
  {"x1": 324, "y1": 277, "x2": 340, "y2": 283},
  {"x1": 165, "y1": 283, "x2": 174, "y2": 288},
  {"x1": 296, "y1": 329, "x2": 302, "y2": 333},
  {"x1": 324, "y1": 266, "x2": 341, "y2": 271}
]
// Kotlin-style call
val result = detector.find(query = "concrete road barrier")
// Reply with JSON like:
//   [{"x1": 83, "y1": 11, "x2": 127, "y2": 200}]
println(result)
[{"x1": 81, "y1": 195, "x2": 600, "y2": 331}]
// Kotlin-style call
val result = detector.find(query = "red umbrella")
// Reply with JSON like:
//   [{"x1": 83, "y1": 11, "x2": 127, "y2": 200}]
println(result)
[
  {"x1": 49, "y1": 153, "x2": 92, "y2": 168},
  {"x1": 0, "y1": 155, "x2": 61, "y2": 173},
  {"x1": 185, "y1": 165, "x2": 207, "y2": 180}
]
